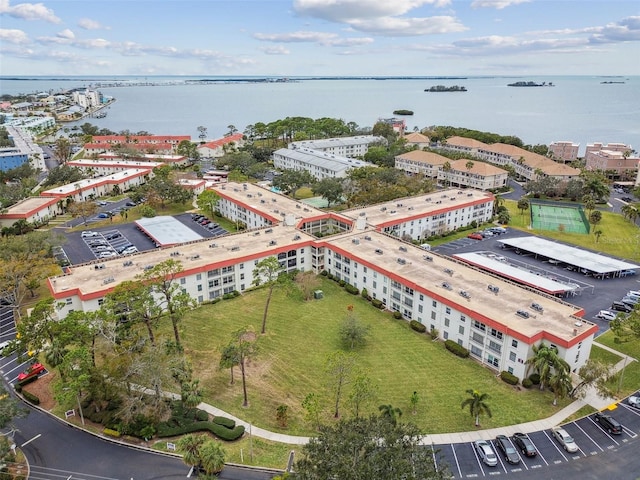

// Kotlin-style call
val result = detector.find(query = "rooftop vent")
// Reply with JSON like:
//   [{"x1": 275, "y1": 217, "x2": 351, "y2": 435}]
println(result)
[
  {"x1": 144, "y1": 265, "x2": 154, "y2": 271},
  {"x1": 531, "y1": 303, "x2": 544, "y2": 313},
  {"x1": 260, "y1": 199, "x2": 266, "y2": 204},
  {"x1": 209, "y1": 243, "x2": 218, "y2": 248},
  {"x1": 364, "y1": 235, "x2": 372, "y2": 241},
  {"x1": 231, "y1": 246, "x2": 240, "y2": 251},
  {"x1": 381, "y1": 207, "x2": 387, "y2": 211},
  {"x1": 265, "y1": 228, "x2": 273, "y2": 233},
  {"x1": 359, "y1": 212, "x2": 366, "y2": 216},
  {"x1": 375, "y1": 249, "x2": 383, "y2": 255},
  {"x1": 233, "y1": 188, "x2": 239, "y2": 192},
  {"x1": 272, "y1": 198, "x2": 277, "y2": 202},
  {"x1": 293, "y1": 234, "x2": 301, "y2": 240},
  {"x1": 246, "y1": 193, "x2": 252, "y2": 198},
  {"x1": 189, "y1": 254, "x2": 200, "y2": 260},
  {"x1": 444, "y1": 268, "x2": 454, "y2": 276},
  {"x1": 274, "y1": 209, "x2": 280, "y2": 214},
  {"x1": 123, "y1": 261, "x2": 133, "y2": 267},
  {"x1": 516, "y1": 310, "x2": 530, "y2": 319},
  {"x1": 397, "y1": 258, "x2": 406, "y2": 265},
  {"x1": 94, "y1": 264, "x2": 105, "y2": 270},
  {"x1": 467, "y1": 193, "x2": 473, "y2": 197},
  {"x1": 399, "y1": 246, "x2": 407, "y2": 252},
  {"x1": 488, "y1": 285, "x2": 499, "y2": 294},
  {"x1": 253, "y1": 231, "x2": 260, "y2": 236},
  {"x1": 442, "y1": 282, "x2": 452, "y2": 290},
  {"x1": 103, "y1": 277, "x2": 115, "y2": 285},
  {"x1": 352, "y1": 239, "x2": 360, "y2": 245},
  {"x1": 423, "y1": 255, "x2": 433, "y2": 262},
  {"x1": 269, "y1": 240, "x2": 277, "y2": 246},
  {"x1": 296, "y1": 204, "x2": 301, "y2": 209},
  {"x1": 459, "y1": 290, "x2": 471, "y2": 299},
  {"x1": 170, "y1": 251, "x2": 180, "y2": 257}
]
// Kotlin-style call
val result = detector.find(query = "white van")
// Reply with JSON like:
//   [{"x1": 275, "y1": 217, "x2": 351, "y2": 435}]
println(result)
[{"x1": 420, "y1": 243, "x2": 431, "y2": 251}]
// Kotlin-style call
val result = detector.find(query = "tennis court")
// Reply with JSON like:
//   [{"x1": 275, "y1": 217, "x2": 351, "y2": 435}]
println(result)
[{"x1": 530, "y1": 200, "x2": 590, "y2": 234}]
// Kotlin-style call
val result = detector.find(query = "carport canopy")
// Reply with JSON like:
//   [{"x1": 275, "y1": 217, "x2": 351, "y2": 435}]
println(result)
[
  {"x1": 135, "y1": 216, "x2": 202, "y2": 247},
  {"x1": 497, "y1": 236, "x2": 639, "y2": 275}
]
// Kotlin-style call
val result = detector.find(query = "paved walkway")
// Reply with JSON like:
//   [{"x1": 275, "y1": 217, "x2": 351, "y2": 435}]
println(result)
[{"x1": 195, "y1": 341, "x2": 636, "y2": 446}]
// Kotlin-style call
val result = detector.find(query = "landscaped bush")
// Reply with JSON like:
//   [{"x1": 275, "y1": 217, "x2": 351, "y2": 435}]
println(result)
[
  {"x1": 371, "y1": 298, "x2": 384, "y2": 309},
  {"x1": 529, "y1": 373, "x2": 540, "y2": 385},
  {"x1": 327, "y1": 273, "x2": 334, "y2": 280},
  {"x1": 429, "y1": 327, "x2": 439, "y2": 340},
  {"x1": 320, "y1": 270, "x2": 328, "y2": 276},
  {"x1": 103, "y1": 428, "x2": 121, "y2": 438},
  {"x1": 21, "y1": 390, "x2": 40, "y2": 405},
  {"x1": 393, "y1": 311, "x2": 402, "y2": 320},
  {"x1": 338, "y1": 279, "x2": 346, "y2": 287},
  {"x1": 360, "y1": 288, "x2": 369, "y2": 299},
  {"x1": 444, "y1": 340, "x2": 470, "y2": 358},
  {"x1": 195, "y1": 409, "x2": 209, "y2": 421},
  {"x1": 212, "y1": 416, "x2": 236, "y2": 428},
  {"x1": 410, "y1": 320, "x2": 427, "y2": 333},
  {"x1": 522, "y1": 378, "x2": 533, "y2": 389},
  {"x1": 156, "y1": 421, "x2": 245, "y2": 441},
  {"x1": 500, "y1": 371, "x2": 519, "y2": 386},
  {"x1": 344, "y1": 284, "x2": 359, "y2": 295}
]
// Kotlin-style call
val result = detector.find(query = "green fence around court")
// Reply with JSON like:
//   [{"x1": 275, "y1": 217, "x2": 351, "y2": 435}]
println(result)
[{"x1": 529, "y1": 201, "x2": 590, "y2": 234}]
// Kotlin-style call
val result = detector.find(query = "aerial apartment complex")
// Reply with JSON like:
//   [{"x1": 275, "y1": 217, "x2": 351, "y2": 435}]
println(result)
[{"x1": 48, "y1": 182, "x2": 596, "y2": 381}]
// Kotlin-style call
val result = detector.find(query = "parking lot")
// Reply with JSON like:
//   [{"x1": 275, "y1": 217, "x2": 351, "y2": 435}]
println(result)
[
  {"x1": 433, "y1": 398, "x2": 640, "y2": 478},
  {"x1": 433, "y1": 229, "x2": 640, "y2": 336}
]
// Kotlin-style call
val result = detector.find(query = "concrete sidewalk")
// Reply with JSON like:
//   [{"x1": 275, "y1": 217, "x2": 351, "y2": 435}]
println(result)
[{"x1": 195, "y1": 341, "x2": 636, "y2": 446}]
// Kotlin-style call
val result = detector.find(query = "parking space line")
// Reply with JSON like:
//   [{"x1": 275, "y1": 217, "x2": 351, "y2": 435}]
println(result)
[
  {"x1": 622, "y1": 425, "x2": 637, "y2": 439},
  {"x1": 449, "y1": 443, "x2": 463, "y2": 478},
  {"x1": 543, "y1": 430, "x2": 568, "y2": 462},
  {"x1": 586, "y1": 416, "x2": 620, "y2": 445},
  {"x1": 533, "y1": 444, "x2": 549, "y2": 466},
  {"x1": 619, "y1": 403, "x2": 640, "y2": 417},
  {"x1": 574, "y1": 421, "x2": 604, "y2": 452},
  {"x1": 489, "y1": 440, "x2": 508, "y2": 473},
  {"x1": 430, "y1": 444, "x2": 439, "y2": 473}
]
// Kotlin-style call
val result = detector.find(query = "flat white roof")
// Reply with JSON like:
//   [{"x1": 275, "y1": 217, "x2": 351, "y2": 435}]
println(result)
[
  {"x1": 498, "y1": 236, "x2": 639, "y2": 274},
  {"x1": 135, "y1": 216, "x2": 203, "y2": 246},
  {"x1": 453, "y1": 252, "x2": 579, "y2": 295}
]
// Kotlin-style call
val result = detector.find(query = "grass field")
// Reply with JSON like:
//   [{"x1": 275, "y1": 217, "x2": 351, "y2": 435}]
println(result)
[
  {"x1": 171, "y1": 277, "x2": 569, "y2": 437},
  {"x1": 504, "y1": 199, "x2": 640, "y2": 261},
  {"x1": 591, "y1": 331, "x2": 640, "y2": 397}
]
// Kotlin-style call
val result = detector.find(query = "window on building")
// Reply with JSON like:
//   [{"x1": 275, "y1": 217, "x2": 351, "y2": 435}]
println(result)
[
  {"x1": 445, "y1": 307, "x2": 451, "y2": 314},
  {"x1": 432, "y1": 300, "x2": 437, "y2": 308},
  {"x1": 443, "y1": 331, "x2": 449, "y2": 340},
  {"x1": 196, "y1": 273, "x2": 202, "y2": 281},
  {"x1": 444, "y1": 318, "x2": 450, "y2": 327},
  {"x1": 459, "y1": 325, "x2": 464, "y2": 335},
  {"x1": 512, "y1": 339, "x2": 518, "y2": 348},
  {"x1": 509, "y1": 351, "x2": 516, "y2": 362}
]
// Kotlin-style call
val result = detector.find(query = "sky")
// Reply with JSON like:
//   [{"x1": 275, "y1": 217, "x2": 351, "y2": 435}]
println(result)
[{"x1": 1, "y1": 0, "x2": 639, "y2": 77}]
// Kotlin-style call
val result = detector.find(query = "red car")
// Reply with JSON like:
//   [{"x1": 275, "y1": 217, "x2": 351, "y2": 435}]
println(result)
[
  {"x1": 17, "y1": 362, "x2": 45, "y2": 382},
  {"x1": 467, "y1": 233, "x2": 483, "y2": 240}
]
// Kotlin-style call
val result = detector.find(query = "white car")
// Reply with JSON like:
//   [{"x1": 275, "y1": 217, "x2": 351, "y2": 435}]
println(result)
[
  {"x1": 474, "y1": 440, "x2": 498, "y2": 466},
  {"x1": 81, "y1": 231, "x2": 98, "y2": 238},
  {"x1": 551, "y1": 426, "x2": 578, "y2": 453},
  {"x1": 0, "y1": 340, "x2": 11, "y2": 354},
  {"x1": 121, "y1": 246, "x2": 138, "y2": 255},
  {"x1": 98, "y1": 251, "x2": 117, "y2": 258},
  {"x1": 596, "y1": 310, "x2": 617, "y2": 321},
  {"x1": 628, "y1": 396, "x2": 640, "y2": 408}
]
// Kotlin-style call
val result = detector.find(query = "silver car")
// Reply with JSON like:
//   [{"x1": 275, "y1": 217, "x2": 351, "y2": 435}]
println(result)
[
  {"x1": 628, "y1": 395, "x2": 640, "y2": 409},
  {"x1": 551, "y1": 427, "x2": 578, "y2": 453},
  {"x1": 474, "y1": 440, "x2": 498, "y2": 466}
]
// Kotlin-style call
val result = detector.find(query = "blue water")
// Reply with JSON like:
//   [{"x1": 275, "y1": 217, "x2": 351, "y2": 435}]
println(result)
[{"x1": 1, "y1": 76, "x2": 638, "y2": 155}]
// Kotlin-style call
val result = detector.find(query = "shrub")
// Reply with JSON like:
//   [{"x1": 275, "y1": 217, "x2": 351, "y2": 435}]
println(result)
[
  {"x1": 410, "y1": 320, "x2": 427, "y2": 333},
  {"x1": 156, "y1": 421, "x2": 245, "y2": 441},
  {"x1": 22, "y1": 390, "x2": 40, "y2": 405},
  {"x1": 371, "y1": 298, "x2": 384, "y2": 309},
  {"x1": 360, "y1": 288, "x2": 368, "y2": 299},
  {"x1": 320, "y1": 270, "x2": 328, "y2": 276},
  {"x1": 327, "y1": 273, "x2": 334, "y2": 280},
  {"x1": 338, "y1": 280, "x2": 346, "y2": 287},
  {"x1": 529, "y1": 373, "x2": 540, "y2": 385},
  {"x1": 139, "y1": 205, "x2": 156, "y2": 218},
  {"x1": 393, "y1": 311, "x2": 402, "y2": 320},
  {"x1": 500, "y1": 371, "x2": 519, "y2": 386},
  {"x1": 212, "y1": 416, "x2": 236, "y2": 428},
  {"x1": 103, "y1": 428, "x2": 121, "y2": 438},
  {"x1": 195, "y1": 409, "x2": 209, "y2": 421},
  {"x1": 522, "y1": 378, "x2": 533, "y2": 389},
  {"x1": 444, "y1": 340, "x2": 470, "y2": 358},
  {"x1": 344, "y1": 284, "x2": 359, "y2": 295},
  {"x1": 429, "y1": 327, "x2": 439, "y2": 340}
]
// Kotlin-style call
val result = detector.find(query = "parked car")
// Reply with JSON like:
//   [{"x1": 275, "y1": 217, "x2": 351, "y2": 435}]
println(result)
[
  {"x1": 96, "y1": 201, "x2": 108, "y2": 206},
  {"x1": 481, "y1": 230, "x2": 494, "y2": 237},
  {"x1": 467, "y1": 233, "x2": 483, "y2": 240},
  {"x1": 17, "y1": 362, "x2": 45, "y2": 382},
  {"x1": 551, "y1": 426, "x2": 578, "y2": 453},
  {"x1": 474, "y1": 440, "x2": 497, "y2": 466},
  {"x1": 98, "y1": 251, "x2": 117, "y2": 259},
  {"x1": 105, "y1": 232, "x2": 121, "y2": 240},
  {"x1": 94, "y1": 246, "x2": 113, "y2": 252},
  {"x1": 611, "y1": 301, "x2": 632, "y2": 313},
  {"x1": 81, "y1": 231, "x2": 98, "y2": 238},
  {"x1": 0, "y1": 340, "x2": 12, "y2": 355},
  {"x1": 621, "y1": 296, "x2": 638, "y2": 306},
  {"x1": 121, "y1": 246, "x2": 138, "y2": 255},
  {"x1": 117, "y1": 244, "x2": 134, "y2": 254},
  {"x1": 96, "y1": 213, "x2": 110, "y2": 219},
  {"x1": 594, "y1": 412, "x2": 622, "y2": 435},
  {"x1": 511, "y1": 432, "x2": 537, "y2": 457},
  {"x1": 495, "y1": 435, "x2": 520, "y2": 464},
  {"x1": 628, "y1": 395, "x2": 640, "y2": 408},
  {"x1": 125, "y1": 201, "x2": 137, "y2": 207},
  {"x1": 489, "y1": 226, "x2": 507, "y2": 234},
  {"x1": 596, "y1": 310, "x2": 617, "y2": 321}
]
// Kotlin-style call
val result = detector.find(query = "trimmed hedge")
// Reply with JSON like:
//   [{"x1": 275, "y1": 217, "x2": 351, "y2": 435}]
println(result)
[
  {"x1": 393, "y1": 311, "x2": 402, "y2": 319},
  {"x1": 103, "y1": 428, "x2": 121, "y2": 438},
  {"x1": 522, "y1": 378, "x2": 533, "y2": 389},
  {"x1": 444, "y1": 340, "x2": 470, "y2": 358},
  {"x1": 500, "y1": 371, "x2": 519, "y2": 386},
  {"x1": 529, "y1": 373, "x2": 540, "y2": 385},
  {"x1": 212, "y1": 416, "x2": 236, "y2": 428},
  {"x1": 344, "y1": 284, "x2": 359, "y2": 295},
  {"x1": 156, "y1": 421, "x2": 245, "y2": 441},
  {"x1": 371, "y1": 298, "x2": 385, "y2": 309},
  {"x1": 22, "y1": 390, "x2": 40, "y2": 405},
  {"x1": 410, "y1": 320, "x2": 427, "y2": 333}
]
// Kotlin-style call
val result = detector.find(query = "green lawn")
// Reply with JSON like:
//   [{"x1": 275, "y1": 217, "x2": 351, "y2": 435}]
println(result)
[
  {"x1": 171, "y1": 278, "x2": 569, "y2": 437},
  {"x1": 589, "y1": 344, "x2": 623, "y2": 366},
  {"x1": 590, "y1": 331, "x2": 640, "y2": 397},
  {"x1": 504, "y1": 199, "x2": 640, "y2": 261}
]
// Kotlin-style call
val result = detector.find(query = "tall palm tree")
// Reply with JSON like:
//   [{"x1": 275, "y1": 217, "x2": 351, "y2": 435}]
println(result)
[
  {"x1": 526, "y1": 342, "x2": 570, "y2": 390},
  {"x1": 199, "y1": 440, "x2": 226, "y2": 475},
  {"x1": 177, "y1": 433, "x2": 206, "y2": 470},
  {"x1": 548, "y1": 368, "x2": 573, "y2": 406},
  {"x1": 461, "y1": 389, "x2": 492, "y2": 427}
]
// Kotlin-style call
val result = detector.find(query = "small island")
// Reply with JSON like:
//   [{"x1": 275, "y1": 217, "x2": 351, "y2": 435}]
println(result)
[
  {"x1": 601, "y1": 81, "x2": 625, "y2": 84},
  {"x1": 507, "y1": 81, "x2": 554, "y2": 87},
  {"x1": 393, "y1": 109, "x2": 414, "y2": 115},
  {"x1": 424, "y1": 85, "x2": 467, "y2": 92}
]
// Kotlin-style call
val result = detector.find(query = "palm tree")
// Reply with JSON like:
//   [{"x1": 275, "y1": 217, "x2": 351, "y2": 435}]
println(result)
[
  {"x1": 199, "y1": 440, "x2": 226, "y2": 475},
  {"x1": 548, "y1": 368, "x2": 573, "y2": 406},
  {"x1": 526, "y1": 342, "x2": 570, "y2": 390},
  {"x1": 378, "y1": 404, "x2": 403, "y2": 425},
  {"x1": 461, "y1": 389, "x2": 492, "y2": 427},
  {"x1": 177, "y1": 433, "x2": 206, "y2": 470},
  {"x1": 517, "y1": 198, "x2": 529, "y2": 219},
  {"x1": 442, "y1": 161, "x2": 452, "y2": 188}
]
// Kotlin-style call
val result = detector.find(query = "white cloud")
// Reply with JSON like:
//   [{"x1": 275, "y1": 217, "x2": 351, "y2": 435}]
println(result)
[
  {"x1": 293, "y1": 0, "x2": 450, "y2": 22},
  {"x1": 589, "y1": 16, "x2": 640, "y2": 43},
  {"x1": 260, "y1": 45, "x2": 290, "y2": 55},
  {"x1": 57, "y1": 28, "x2": 74, "y2": 40},
  {"x1": 350, "y1": 15, "x2": 466, "y2": 36},
  {"x1": 0, "y1": 0, "x2": 60, "y2": 23},
  {"x1": 0, "y1": 28, "x2": 28, "y2": 44},
  {"x1": 78, "y1": 18, "x2": 109, "y2": 30},
  {"x1": 254, "y1": 30, "x2": 375, "y2": 47},
  {"x1": 470, "y1": 0, "x2": 530, "y2": 9}
]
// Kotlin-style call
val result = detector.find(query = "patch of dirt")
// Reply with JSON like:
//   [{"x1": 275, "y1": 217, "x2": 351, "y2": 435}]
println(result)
[{"x1": 22, "y1": 370, "x2": 56, "y2": 411}]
